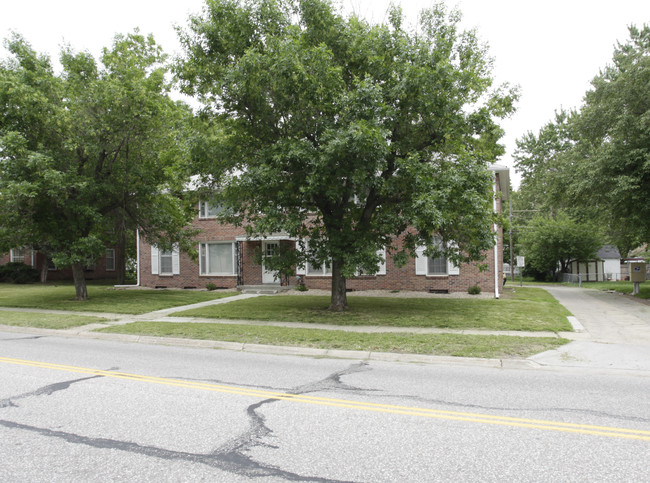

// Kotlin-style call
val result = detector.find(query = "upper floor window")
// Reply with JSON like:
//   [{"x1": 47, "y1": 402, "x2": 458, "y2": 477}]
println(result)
[{"x1": 199, "y1": 201, "x2": 224, "y2": 219}]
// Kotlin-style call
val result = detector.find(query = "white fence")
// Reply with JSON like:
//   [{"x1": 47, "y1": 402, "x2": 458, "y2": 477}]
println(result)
[{"x1": 561, "y1": 273, "x2": 623, "y2": 286}]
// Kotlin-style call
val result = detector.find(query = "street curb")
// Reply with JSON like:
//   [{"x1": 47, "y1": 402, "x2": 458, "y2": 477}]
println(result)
[{"x1": 0, "y1": 324, "x2": 539, "y2": 369}]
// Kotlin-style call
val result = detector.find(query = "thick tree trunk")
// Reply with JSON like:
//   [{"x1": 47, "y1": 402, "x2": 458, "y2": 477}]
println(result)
[
  {"x1": 329, "y1": 259, "x2": 348, "y2": 311},
  {"x1": 71, "y1": 262, "x2": 88, "y2": 301},
  {"x1": 39, "y1": 259, "x2": 48, "y2": 284}
]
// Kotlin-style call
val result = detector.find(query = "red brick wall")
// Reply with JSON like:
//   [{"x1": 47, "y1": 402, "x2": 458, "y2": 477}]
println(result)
[
  {"x1": 140, "y1": 217, "x2": 248, "y2": 289},
  {"x1": 0, "y1": 249, "x2": 118, "y2": 281},
  {"x1": 301, "y1": 234, "x2": 496, "y2": 294},
  {"x1": 141, "y1": 183, "x2": 506, "y2": 295}
]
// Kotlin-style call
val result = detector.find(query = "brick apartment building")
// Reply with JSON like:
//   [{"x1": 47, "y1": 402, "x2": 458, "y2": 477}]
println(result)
[
  {"x1": 0, "y1": 248, "x2": 118, "y2": 282},
  {"x1": 140, "y1": 164, "x2": 509, "y2": 297}
]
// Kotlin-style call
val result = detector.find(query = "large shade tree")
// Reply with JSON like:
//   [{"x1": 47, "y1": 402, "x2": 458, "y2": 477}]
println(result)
[
  {"x1": 514, "y1": 25, "x2": 650, "y2": 257},
  {"x1": 572, "y1": 25, "x2": 650, "y2": 250},
  {"x1": 0, "y1": 32, "x2": 196, "y2": 299},
  {"x1": 177, "y1": 0, "x2": 517, "y2": 310},
  {"x1": 519, "y1": 212, "x2": 603, "y2": 281}
]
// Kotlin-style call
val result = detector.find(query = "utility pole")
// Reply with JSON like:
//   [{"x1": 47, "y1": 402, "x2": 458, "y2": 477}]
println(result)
[{"x1": 509, "y1": 197, "x2": 514, "y2": 282}]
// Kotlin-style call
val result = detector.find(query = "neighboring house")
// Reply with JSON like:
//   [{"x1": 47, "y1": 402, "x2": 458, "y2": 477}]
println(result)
[
  {"x1": 140, "y1": 165, "x2": 509, "y2": 297},
  {"x1": 0, "y1": 248, "x2": 118, "y2": 281},
  {"x1": 567, "y1": 245, "x2": 622, "y2": 282}
]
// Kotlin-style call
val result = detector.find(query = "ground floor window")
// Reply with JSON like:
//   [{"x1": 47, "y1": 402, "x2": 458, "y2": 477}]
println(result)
[
  {"x1": 200, "y1": 242, "x2": 235, "y2": 275},
  {"x1": 105, "y1": 249, "x2": 116, "y2": 271},
  {"x1": 307, "y1": 261, "x2": 332, "y2": 276},
  {"x1": 427, "y1": 236, "x2": 447, "y2": 276},
  {"x1": 10, "y1": 248, "x2": 29, "y2": 264},
  {"x1": 151, "y1": 246, "x2": 179, "y2": 275},
  {"x1": 159, "y1": 250, "x2": 174, "y2": 275}
]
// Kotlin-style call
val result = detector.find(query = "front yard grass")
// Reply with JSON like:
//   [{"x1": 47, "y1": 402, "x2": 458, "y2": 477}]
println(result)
[
  {"x1": 175, "y1": 287, "x2": 572, "y2": 332},
  {"x1": 96, "y1": 321, "x2": 569, "y2": 359},
  {"x1": 577, "y1": 281, "x2": 650, "y2": 299},
  {"x1": 0, "y1": 310, "x2": 107, "y2": 329},
  {"x1": 0, "y1": 283, "x2": 238, "y2": 314}
]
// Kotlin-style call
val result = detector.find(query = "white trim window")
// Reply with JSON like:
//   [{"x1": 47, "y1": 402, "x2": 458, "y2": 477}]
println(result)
[
  {"x1": 159, "y1": 250, "x2": 173, "y2": 275},
  {"x1": 428, "y1": 237, "x2": 447, "y2": 275},
  {"x1": 295, "y1": 241, "x2": 332, "y2": 276},
  {"x1": 151, "y1": 246, "x2": 180, "y2": 275},
  {"x1": 200, "y1": 242, "x2": 236, "y2": 276},
  {"x1": 10, "y1": 248, "x2": 31, "y2": 264},
  {"x1": 307, "y1": 260, "x2": 332, "y2": 276},
  {"x1": 415, "y1": 237, "x2": 460, "y2": 276},
  {"x1": 105, "y1": 249, "x2": 116, "y2": 271},
  {"x1": 356, "y1": 248, "x2": 387, "y2": 276},
  {"x1": 199, "y1": 201, "x2": 224, "y2": 219}
]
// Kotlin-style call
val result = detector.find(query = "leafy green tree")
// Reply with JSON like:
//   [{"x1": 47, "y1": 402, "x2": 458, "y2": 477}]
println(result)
[
  {"x1": 514, "y1": 26, "x2": 650, "y2": 257},
  {"x1": 0, "y1": 33, "x2": 195, "y2": 299},
  {"x1": 177, "y1": 0, "x2": 517, "y2": 310},
  {"x1": 520, "y1": 212, "x2": 603, "y2": 281},
  {"x1": 572, "y1": 25, "x2": 650, "y2": 248},
  {"x1": 513, "y1": 109, "x2": 577, "y2": 216}
]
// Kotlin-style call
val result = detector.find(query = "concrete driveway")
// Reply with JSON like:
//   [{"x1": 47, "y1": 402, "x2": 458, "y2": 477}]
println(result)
[{"x1": 531, "y1": 286, "x2": 650, "y2": 372}]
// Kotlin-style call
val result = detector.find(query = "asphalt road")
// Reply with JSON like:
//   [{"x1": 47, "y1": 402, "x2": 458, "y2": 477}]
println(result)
[{"x1": 1, "y1": 331, "x2": 649, "y2": 482}]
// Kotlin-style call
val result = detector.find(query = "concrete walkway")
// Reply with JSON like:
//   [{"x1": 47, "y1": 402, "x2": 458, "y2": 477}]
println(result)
[
  {"x1": 529, "y1": 286, "x2": 650, "y2": 372},
  {"x1": 1, "y1": 286, "x2": 649, "y2": 371}
]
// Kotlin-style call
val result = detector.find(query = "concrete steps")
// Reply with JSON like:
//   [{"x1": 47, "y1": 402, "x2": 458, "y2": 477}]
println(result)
[{"x1": 239, "y1": 285, "x2": 292, "y2": 294}]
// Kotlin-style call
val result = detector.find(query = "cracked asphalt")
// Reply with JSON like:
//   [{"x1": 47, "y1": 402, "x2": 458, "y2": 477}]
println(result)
[
  {"x1": 1, "y1": 332, "x2": 649, "y2": 481},
  {"x1": 1, "y1": 284, "x2": 649, "y2": 480}
]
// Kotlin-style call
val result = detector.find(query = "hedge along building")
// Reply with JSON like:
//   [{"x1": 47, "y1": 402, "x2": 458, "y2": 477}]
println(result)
[{"x1": 139, "y1": 165, "x2": 509, "y2": 297}]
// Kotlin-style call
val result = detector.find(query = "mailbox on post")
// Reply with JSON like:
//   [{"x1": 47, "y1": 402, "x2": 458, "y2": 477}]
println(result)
[
  {"x1": 629, "y1": 261, "x2": 647, "y2": 282},
  {"x1": 629, "y1": 261, "x2": 647, "y2": 295}
]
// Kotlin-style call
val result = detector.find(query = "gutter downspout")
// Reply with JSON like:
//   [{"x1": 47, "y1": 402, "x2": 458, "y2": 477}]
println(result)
[{"x1": 493, "y1": 178, "x2": 500, "y2": 299}]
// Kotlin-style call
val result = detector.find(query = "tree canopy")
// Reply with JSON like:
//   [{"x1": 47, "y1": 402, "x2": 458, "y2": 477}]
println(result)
[
  {"x1": 519, "y1": 212, "x2": 603, "y2": 281},
  {"x1": 0, "y1": 32, "x2": 195, "y2": 299},
  {"x1": 176, "y1": 0, "x2": 517, "y2": 309},
  {"x1": 514, "y1": 25, "x2": 650, "y2": 257}
]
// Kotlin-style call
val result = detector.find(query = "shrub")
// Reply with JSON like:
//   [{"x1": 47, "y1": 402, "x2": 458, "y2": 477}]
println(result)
[
  {"x1": 0, "y1": 262, "x2": 40, "y2": 284},
  {"x1": 468, "y1": 284, "x2": 482, "y2": 295},
  {"x1": 205, "y1": 282, "x2": 218, "y2": 291},
  {"x1": 295, "y1": 284, "x2": 308, "y2": 292}
]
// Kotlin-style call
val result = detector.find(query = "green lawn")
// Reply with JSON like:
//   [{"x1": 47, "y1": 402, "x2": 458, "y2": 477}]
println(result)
[
  {"x1": 175, "y1": 287, "x2": 572, "y2": 332},
  {"x1": 0, "y1": 283, "x2": 238, "y2": 314},
  {"x1": 577, "y1": 281, "x2": 650, "y2": 299},
  {"x1": 96, "y1": 321, "x2": 569, "y2": 359},
  {"x1": 0, "y1": 310, "x2": 107, "y2": 329}
]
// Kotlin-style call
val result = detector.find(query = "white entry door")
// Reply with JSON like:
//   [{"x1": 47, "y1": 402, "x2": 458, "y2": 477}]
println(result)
[{"x1": 262, "y1": 241, "x2": 280, "y2": 284}]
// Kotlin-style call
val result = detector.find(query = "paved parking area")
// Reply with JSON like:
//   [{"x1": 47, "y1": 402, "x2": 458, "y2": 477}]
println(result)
[{"x1": 531, "y1": 286, "x2": 650, "y2": 372}]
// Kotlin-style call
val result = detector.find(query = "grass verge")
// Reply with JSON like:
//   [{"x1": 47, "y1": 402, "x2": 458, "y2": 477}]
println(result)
[
  {"x1": 0, "y1": 283, "x2": 238, "y2": 314},
  {"x1": 175, "y1": 287, "x2": 571, "y2": 332},
  {"x1": 96, "y1": 321, "x2": 569, "y2": 359},
  {"x1": 0, "y1": 311, "x2": 107, "y2": 329},
  {"x1": 576, "y1": 281, "x2": 650, "y2": 299}
]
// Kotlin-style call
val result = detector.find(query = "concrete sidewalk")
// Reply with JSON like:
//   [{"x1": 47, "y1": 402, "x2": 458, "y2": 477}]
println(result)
[
  {"x1": 529, "y1": 286, "x2": 650, "y2": 372},
  {"x1": 1, "y1": 286, "x2": 649, "y2": 372}
]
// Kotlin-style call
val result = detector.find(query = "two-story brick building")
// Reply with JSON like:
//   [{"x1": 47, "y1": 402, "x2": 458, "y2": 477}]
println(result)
[
  {"x1": 139, "y1": 164, "x2": 509, "y2": 297},
  {"x1": 0, "y1": 248, "x2": 118, "y2": 282}
]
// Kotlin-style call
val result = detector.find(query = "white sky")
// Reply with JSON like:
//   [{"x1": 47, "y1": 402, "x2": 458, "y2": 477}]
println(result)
[{"x1": 2, "y1": 0, "x2": 649, "y2": 188}]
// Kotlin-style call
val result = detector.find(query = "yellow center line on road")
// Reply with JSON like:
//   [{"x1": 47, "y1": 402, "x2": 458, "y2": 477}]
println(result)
[{"x1": 2, "y1": 355, "x2": 649, "y2": 441}]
